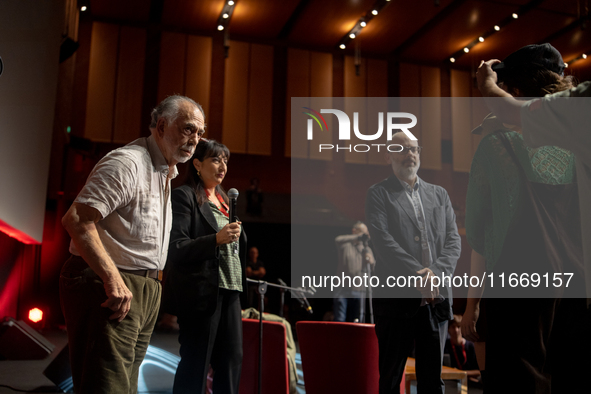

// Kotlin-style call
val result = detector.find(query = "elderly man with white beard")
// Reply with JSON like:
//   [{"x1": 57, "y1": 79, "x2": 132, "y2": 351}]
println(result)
[
  {"x1": 60, "y1": 95, "x2": 205, "y2": 394},
  {"x1": 365, "y1": 131, "x2": 461, "y2": 394}
]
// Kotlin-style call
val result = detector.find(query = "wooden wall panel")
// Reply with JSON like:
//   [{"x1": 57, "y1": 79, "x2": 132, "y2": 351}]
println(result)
[
  {"x1": 247, "y1": 44, "x2": 273, "y2": 156},
  {"x1": 222, "y1": 40, "x2": 249, "y2": 153},
  {"x1": 399, "y1": 63, "x2": 420, "y2": 97},
  {"x1": 286, "y1": 48, "x2": 310, "y2": 159},
  {"x1": 308, "y1": 52, "x2": 333, "y2": 161},
  {"x1": 85, "y1": 22, "x2": 119, "y2": 142},
  {"x1": 113, "y1": 26, "x2": 146, "y2": 144},
  {"x1": 367, "y1": 59, "x2": 388, "y2": 97},
  {"x1": 451, "y1": 69, "x2": 471, "y2": 98},
  {"x1": 310, "y1": 52, "x2": 332, "y2": 97},
  {"x1": 344, "y1": 56, "x2": 366, "y2": 97},
  {"x1": 158, "y1": 32, "x2": 187, "y2": 103},
  {"x1": 420, "y1": 66, "x2": 441, "y2": 170},
  {"x1": 344, "y1": 56, "x2": 367, "y2": 164},
  {"x1": 399, "y1": 63, "x2": 421, "y2": 145},
  {"x1": 451, "y1": 70, "x2": 473, "y2": 172},
  {"x1": 185, "y1": 35, "x2": 212, "y2": 124},
  {"x1": 367, "y1": 60, "x2": 388, "y2": 165}
]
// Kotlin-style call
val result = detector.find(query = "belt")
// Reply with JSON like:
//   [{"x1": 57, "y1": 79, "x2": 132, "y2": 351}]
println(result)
[{"x1": 119, "y1": 268, "x2": 163, "y2": 282}]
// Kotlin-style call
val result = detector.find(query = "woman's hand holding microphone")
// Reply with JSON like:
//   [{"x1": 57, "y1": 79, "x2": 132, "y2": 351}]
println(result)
[{"x1": 216, "y1": 221, "x2": 242, "y2": 245}]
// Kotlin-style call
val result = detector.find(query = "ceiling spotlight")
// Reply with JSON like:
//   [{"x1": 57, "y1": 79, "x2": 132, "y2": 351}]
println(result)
[
  {"x1": 228, "y1": 0, "x2": 234, "y2": 5},
  {"x1": 80, "y1": 5, "x2": 87, "y2": 11},
  {"x1": 512, "y1": 13, "x2": 518, "y2": 19},
  {"x1": 494, "y1": 25, "x2": 500, "y2": 31},
  {"x1": 450, "y1": 57, "x2": 456, "y2": 63},
  {"x1": 479, "y1": 37, "x2": 485, "y2": 42},
  {"x1": 340, "y1": 44, "x2": 346, "y2": 49},
  {"x1": 464, "y1": 47, "x2": 470, "y2": 53},
  {"x1": 583, "y1": 54, "x2": 588, "y2": 59},
  {"x1": 349, "y1": 33, "x2": 356, "y2": 39},
  {"x1": 223, "y1": 13, "x2": 229, "y2": 19},
  {"x1": 217, "y1": 25, "x2": 224, "y2": 31},
  {"x1": 372, "y1": 10, "x2": 378, "y2": 15},
  {"x1": 360, "y1": 21, "x2": 367, "y2": 27}
]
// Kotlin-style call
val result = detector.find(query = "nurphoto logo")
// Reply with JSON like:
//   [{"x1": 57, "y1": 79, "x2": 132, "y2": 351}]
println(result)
[{"x1": 303, "y1": 108, "x2": 418, "y2": 152}]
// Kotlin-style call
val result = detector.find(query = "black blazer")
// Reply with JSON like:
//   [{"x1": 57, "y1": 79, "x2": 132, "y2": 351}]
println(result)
[
  {"x1": 366, "y1": 175, "x2": 461, "y2": 321},
  {"x1": 162, "y1": 184, "x2": 247, "y2": 317}
]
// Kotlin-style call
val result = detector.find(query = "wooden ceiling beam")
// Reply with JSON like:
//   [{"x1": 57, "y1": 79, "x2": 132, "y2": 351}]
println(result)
[
  {"x1": 278, "y1": 0, "x2": 312, "y2": 40},
  {"x1": 390, "y1": 0, "x2": 469, "y2": 59},
  {"x1": 538, "y1": 17, "x2": 587, "y2": 45}
]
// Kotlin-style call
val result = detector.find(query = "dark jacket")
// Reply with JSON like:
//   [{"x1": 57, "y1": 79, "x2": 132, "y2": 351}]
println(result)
[
  {"x1": 162, "y1": 184, "x2": 247, "y2": 317},
  {"x1": 365, "y1": 175, "x2": 461, "y2": 321}
]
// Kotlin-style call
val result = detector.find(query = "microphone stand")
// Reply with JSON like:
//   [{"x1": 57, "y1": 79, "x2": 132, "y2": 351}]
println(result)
[
  {"x1": 246, "y1": 278, "x2": 314, "y2": 394},
  {"x1": 359, "y1": 241, "x2": 374, "y2": 324}
]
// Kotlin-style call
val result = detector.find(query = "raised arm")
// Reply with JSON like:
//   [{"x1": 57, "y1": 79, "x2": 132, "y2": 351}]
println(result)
[{"x1": 476, "y1": 59, "x2": 524, "y2": 126}]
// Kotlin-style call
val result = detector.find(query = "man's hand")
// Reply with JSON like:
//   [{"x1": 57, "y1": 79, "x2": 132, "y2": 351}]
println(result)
[
  {"x1": 416, "y1": 267, "x2": 439, "y2": 302},
  {"x1": 476, "y1": 59, "x2": 501, "y2": 95},
  {"x1": 101, "y1": 274, "x2": 133, "y2": 322},
  {"x1": 62, "y1": 203, "x2": 134, "y2": 323},
  {"x1": 461, "y1": 299, "x2": 481, "y2": 342}
]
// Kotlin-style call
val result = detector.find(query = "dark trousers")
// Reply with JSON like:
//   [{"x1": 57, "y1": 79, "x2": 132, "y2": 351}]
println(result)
[
  {"x1": 333, "y1": 289, "x2": 362, "y2": 322},
  {"x1": 374, "y1": 305, "x2": 447, "y2": 394},
  {"x1": 59, "y1": 255, "x2": 161, "y2": 394},
  {"x1": 173, "y1": 289, "x2": 243, "y2": 394}
]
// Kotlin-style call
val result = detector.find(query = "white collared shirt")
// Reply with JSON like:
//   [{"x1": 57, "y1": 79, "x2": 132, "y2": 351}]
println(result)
[
  {"x1": 397, "y1": 177, "x2": 432, "y2": 266},
  {"x1": 69, "y1": 135, "x2": 178, "y2": 271}
]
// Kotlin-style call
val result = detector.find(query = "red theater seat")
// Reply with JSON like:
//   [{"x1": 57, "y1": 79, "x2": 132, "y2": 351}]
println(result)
[
  {"x1": 296, "y1": 321, "x2": 404, "y2": 394},
  {"x1": 239, "y1": 318, "x2": 290, "y2": 394}
]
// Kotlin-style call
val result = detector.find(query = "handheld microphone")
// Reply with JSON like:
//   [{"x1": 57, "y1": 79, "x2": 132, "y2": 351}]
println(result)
[
  {"x1": 228, "y1": 188, "x2": 238, "y2": 223},
  {"x1": 227, "y1": 188, "x2": 239, "y2": 254}
]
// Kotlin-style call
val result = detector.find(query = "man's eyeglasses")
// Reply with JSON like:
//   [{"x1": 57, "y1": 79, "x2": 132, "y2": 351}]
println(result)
[{"x1": 395, "y1": 146, "x2": 422, "y2": 155}]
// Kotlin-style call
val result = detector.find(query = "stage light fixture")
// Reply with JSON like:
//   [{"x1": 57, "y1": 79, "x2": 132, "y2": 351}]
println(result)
[
  {"x1": 335, "y1": 0, "x2": 392, "y2": 50},
  {"x1": 28, "y1": 308, "x2": 43, "y2": 323},
  {"x1": 217, "y1": 0, "x2": 236, "y2": 33}
]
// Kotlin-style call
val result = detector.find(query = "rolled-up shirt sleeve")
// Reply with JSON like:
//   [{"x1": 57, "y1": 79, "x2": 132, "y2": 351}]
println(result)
[{"x1": 75, "y1": 154, "x2": 137, "y2": 219}]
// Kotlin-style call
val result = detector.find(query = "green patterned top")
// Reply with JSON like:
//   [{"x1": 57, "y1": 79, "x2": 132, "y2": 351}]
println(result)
[
  {"x1": 466, "y1": 118, "x2": 576, "y2": 270},
  {"x1": 209, "y1": 201, "x2": 243, "y2": 291}
]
